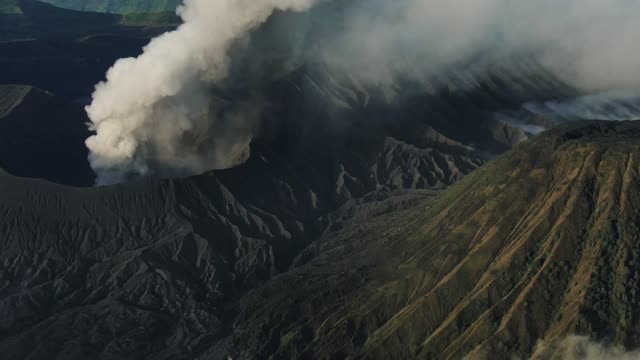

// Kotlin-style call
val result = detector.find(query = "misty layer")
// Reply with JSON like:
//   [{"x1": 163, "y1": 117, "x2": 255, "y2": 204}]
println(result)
[
  {"x1": 524, "y1": 90, "x2": 640, "y2": 122},
  {"x1": 315, "y1": 0, "x2": 640, "y2": 92},
  {"x1": 85, "y1": 0, "x2": 314, "y2": 185},
  {"x1": 531, "y1": 336, "x2": 640, "y2": 360},
  {"x1": 86, "y1": 0, "x2": 640, "y2": 184}
]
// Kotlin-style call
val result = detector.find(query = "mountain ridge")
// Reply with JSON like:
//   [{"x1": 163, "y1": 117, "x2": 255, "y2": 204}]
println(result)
[
  {"x1": 39, "y1": 0, "x2": 180, "y2": 14},
  {"x1": 1, "y1": 3, "x2": 639, "y2": 358},
  {"x1": 0, "y1": 107, "x2": 485, "y2": 358},
  {"x1": 210, "y1": 121, "x2": 640, "y2": 359},
  {"x1": 1, "y1": 121, "x2": 639, "y2": 359}
]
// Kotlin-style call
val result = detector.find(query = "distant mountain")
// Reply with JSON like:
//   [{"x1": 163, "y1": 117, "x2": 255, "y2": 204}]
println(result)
[
  {"x1": 0, "y1": 0, "x2": 21, "y2": 14},
  {"x1": 0, "y1": 0, "x2": 118, "y2": 41},
  {"x1": 39, "y1": 0, "x2": 180, "y2": 14},
  {"x1": 0, "y1": 0, "x2": 180, "y2": 187},
  {"x1": 0, "y1": 108, "x2": 481, "y2": 359},
  {"x1": 0, "y1": 85, "x2": 93, "y2": 185},
  {"x1": 0, "y1": 0, "x2": 178, "y2": 40}
]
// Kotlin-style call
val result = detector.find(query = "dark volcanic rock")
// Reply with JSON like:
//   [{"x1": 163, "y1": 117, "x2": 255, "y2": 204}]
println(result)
[
  {"x1": 0, "y1": 85, "x2": 94, "y2": 186},
  {"x1": 0, "y1": 114, "x2": 482, "y2": 359},
  {"x1": 4, "y1": 121, "x2": 640, "y2": 359}
]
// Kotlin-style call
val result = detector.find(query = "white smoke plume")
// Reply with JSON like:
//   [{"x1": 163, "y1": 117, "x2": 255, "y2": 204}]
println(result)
[
  {"x1": 524, "y1": 90, "x2": 640, "y2": 122},
  {"x1": 311, "y1": 0, "x2": 640, "y2": 92},
  {"x1": 530, "y1": 335, "x2": 640, "y2": 360},
  {"x1": 85, "y1": 0, "x2": 316, "y2": 185},
  {"x1": 86, "y1": 0, "x2": 640, "y2": 184}
]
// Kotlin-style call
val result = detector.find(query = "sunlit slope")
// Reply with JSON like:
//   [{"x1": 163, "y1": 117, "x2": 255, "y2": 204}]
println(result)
[
  {"x1": 0, "y1": 0, "x2": 21, "y2": 13},
  {"x1": 39, "y1": 0, "x2": 180, "y2": 13},
  {"x1": 220, "y1": 121, "x2": 640, "y2": 359},
  {"x1": 0, "y1": 0, "x2": 178, "y2": 40}
]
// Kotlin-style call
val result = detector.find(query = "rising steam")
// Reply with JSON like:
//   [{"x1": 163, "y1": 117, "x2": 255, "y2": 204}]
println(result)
[
  {"x1": 86, "y1": 0, "x2": 640, "y2": 184},
  {"x1": 85, "y1": 0, "x2": 316, "y2": 185},
  {"x1": 531, "y1": 335, "x2": 640, "y2": 360}
]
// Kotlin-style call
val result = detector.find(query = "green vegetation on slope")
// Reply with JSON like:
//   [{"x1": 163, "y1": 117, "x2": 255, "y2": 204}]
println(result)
[
  {"x1": 0, "y1": 84, "x2": 34, "y2": 118},
  {"x1": 0, "y1": 0, "x2": 179, "y2": 40},
  {"x1": 0, "y1": 0, "x2": 21, "y2": 13},
  {"x1": 0, "y1": 84, "x2": 94, "y2": 185},
  {"x1": 119, "y1": 10, "x2": 179, "y2": 25},
  {"x1": 219, "y1": 121, "x2": 640, "y2": 359},
  {"x1": 38, "y1": 0, "x2": 181, "y2": 14},
  {"x1": 0, "y1": 0, "x2": 119, "y2": 40}
]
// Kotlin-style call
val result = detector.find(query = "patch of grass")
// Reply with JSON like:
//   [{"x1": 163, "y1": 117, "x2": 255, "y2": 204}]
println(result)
[
  {"x1": 0, "y1": 0, "x2": 22, "y2": 14},
  {"x1": 38, "y1": 0, "x2": 181, "y2": 14}
]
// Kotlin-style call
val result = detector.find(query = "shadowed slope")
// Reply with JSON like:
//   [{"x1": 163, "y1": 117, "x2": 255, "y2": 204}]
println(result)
[
  {"x1": 1, "y1": 119, "x2": 639, "y2": 359},
  {"x1": 0, "y1": 171, "x2": 321, "y2": 359}
]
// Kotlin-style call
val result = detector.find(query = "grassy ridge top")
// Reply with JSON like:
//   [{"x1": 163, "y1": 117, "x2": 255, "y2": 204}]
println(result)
[
  {"x1": 0, "y1": 0, "x2": 119, "y2": 40},
  {"x1": 0, "y1": 0, "x2": 179, "y2": 41},
  {"x1": 38, "y1": 0, "x2": 181, "y2": 14}
]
